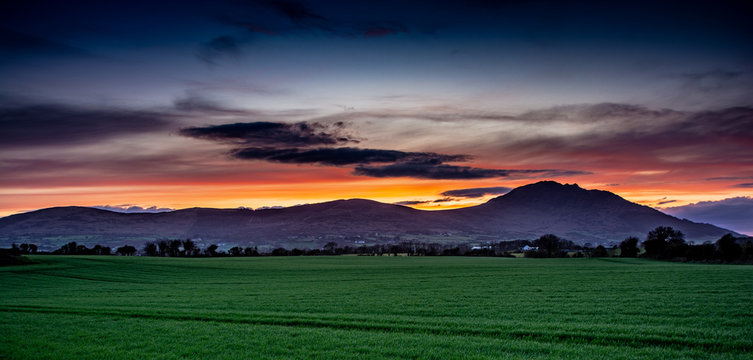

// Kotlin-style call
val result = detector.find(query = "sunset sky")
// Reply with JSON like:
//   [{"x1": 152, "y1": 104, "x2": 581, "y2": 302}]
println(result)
[{"x1": 1, "y1": 0, "x2": 752, "y2": 234}]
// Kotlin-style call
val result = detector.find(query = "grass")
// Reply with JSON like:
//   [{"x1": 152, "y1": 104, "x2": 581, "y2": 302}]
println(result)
[{"x1": 1, "y1": 256, "x2": 751, "y2": 359}]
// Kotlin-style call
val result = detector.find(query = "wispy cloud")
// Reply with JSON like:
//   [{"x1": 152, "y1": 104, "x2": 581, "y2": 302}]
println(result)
[
  {"x1": 440, "y1": 186, "x2": 512, "y2": 198},
  {"x1": 201, "y1": 0, "x2": 409, "y2": 65},
  {"x1": 0, "y1": 27, "x2": 90, "y2": 58},
  {"x1": 394, "y1": 197, "x2": 454, "y2": 206},
  {"x1": 0, "y1": 103, "x2": 174, "y2": 149},
  {"x1": 196, "y1": 36, "x2": 243, "y2": 65}
]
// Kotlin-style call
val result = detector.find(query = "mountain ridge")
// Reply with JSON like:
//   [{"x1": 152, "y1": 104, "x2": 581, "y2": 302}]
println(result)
[{"x1": 0, "y1": 181, "x2": 737, "y2": 250}]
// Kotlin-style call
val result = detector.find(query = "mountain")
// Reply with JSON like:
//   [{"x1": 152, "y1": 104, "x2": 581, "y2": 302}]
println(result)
[
  {"x1": 450, "y1": 181, "x2": 736, "y2": 243},
  {"x1": 0, "y1": 182, "x2": 736, "y2": 251}
]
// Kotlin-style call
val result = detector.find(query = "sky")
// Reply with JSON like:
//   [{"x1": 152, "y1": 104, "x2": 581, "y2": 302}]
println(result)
[{"x1": 1, "y1": 0, "x2": 752, "y2": 234}]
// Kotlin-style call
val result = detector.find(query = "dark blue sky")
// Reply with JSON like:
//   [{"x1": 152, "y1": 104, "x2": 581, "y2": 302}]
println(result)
[{"x1": 1, "y1": 0, "x2": 752, "y2": 233}]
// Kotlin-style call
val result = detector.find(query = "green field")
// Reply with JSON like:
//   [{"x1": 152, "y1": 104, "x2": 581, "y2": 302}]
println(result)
[{"x1": 1, "y1": 256, "x2": 751, "y2": 359}]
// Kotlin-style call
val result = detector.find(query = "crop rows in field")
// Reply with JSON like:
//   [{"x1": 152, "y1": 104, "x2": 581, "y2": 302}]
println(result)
[{"x1": 1, "y1": 256, "x2": 751, "y2": 359}]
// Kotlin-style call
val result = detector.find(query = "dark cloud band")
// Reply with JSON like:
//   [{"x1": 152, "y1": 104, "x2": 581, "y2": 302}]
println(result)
[
  {"x1": 181, "y1": 121, "x2": 358, "y2": 147},
  {"x1": 353, "y1": 162, "x2": 589, "y2": 180},
  {"x1": 231, "y1": 147, "x2": 467, "y2": 166}
]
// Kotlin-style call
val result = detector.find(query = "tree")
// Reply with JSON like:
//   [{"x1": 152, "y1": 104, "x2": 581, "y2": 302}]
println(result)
[
  {"x1": 181, "y1": 239, "x2": 195, "y2": 256},
  {"x1": 205, "y1": 244, "x2": 219, "y2": 257},
  {"x1": 58, "y1": 241, "x2": 78, "y2": 255},
  {"x1": 157, "y1": 241, "x2": 169, "y2": 257},
  {"x1": 619, "y1": 237, "x2": 639, "y2": 257},
  {"x1": 243, "y1": 247, "x2": 259, "y2": 256},
  {"x1": 92, "y1": 245, "x2": 111, "y2": 255},
  {"x1": 271, "y1": 247, "x2": 289, "y2": 256},
  {"x1": 228, "y1": 246, "x2": 243, "y2": 256},
  {"x1": 716, "y1": 234, "x2": 742, "y2": 262},
  {"x1": 323, "y1": 241, "x2": 338, "y2": 255},
  {"x1": 534, "y1": 234, "x2": 562, "y2": 257},
  {"x1": 168, "y1": 240, "x2": 182, "y2": 257},
  {"x1": 643, "y1": 226, "x2": 683, "y2": 259},
  {"x1": 143, "y1": 242, "x2": 158, "y2": 256},
  {"x1": 591, "y1": 245, "x2": 608, "y2": 257},
  {"x1": 116, "y1": 245, "x2": 137, "y2": 256},
  {"x1": 686, "y1": 243, "x2": 715, "y2": 261}
]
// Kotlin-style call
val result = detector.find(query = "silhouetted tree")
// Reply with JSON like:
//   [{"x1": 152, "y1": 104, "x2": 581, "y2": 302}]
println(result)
[
  {"x1": 16, "y1": 243, "x2": 38, "y2": 255},
  {"x1": 591, "y1": 245, "x2": 608, "y2": 257},
  {"x1": 55, "y1": 241, "x2": 79, "y2": 255},
  {"x1": 243, "y1": 246, "x2": 259, "y2": 256},
  {"x1": 181, "y1": 239, "x2": 195, "y2": 256},
  {"x1": 228, "y1": 246, "x2": 243, "y2": 256},
  {"x1": 271, "y1": 247, "x2": 289, "y2": 256},
  {"x1": 323, "y1": 241, "x2": 338, "y2": 255},
  {"x1": 643, "y1": 226, "x2": 683, "y2": 259},
  {"x1": 157, "y1": 241, "x2": 169, "y2": 257},
  {"x1": 742, "y1": 239, "x2": 753, "y2": 262},
  {"x1": 205, "y1": 244, "x2": 219, "y2": 257},
  {"x1": 716, "y1": 234, "x2": 742, "y2": 262},
  {"x1": 534, "y1": 234, "x2": 562, "y2": 257},
  {"x1": 168, "y1": 240, "x2": 182, "y2": 257},
  {"x1": 76, "y1": 244, "x2": 90, "y2": 254},
  {"x1": 686, "y1": 243, "x2": 715, "y2": 261},
  {"x1": 92, "y1": 245, "x2": 111, "y2": 255},
  {"x1": 116, "y1": 245, "x2": 137, "y2": 256},
  {"x1": 143, "y1": 242, "x2": 158, "y2": 256},
  {"x1": 619, "y1": 237, "x2": 639, "y2": 257}
]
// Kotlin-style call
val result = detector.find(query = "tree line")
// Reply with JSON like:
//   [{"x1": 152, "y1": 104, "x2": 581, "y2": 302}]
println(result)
[{"x1": 3, "y1": 227, "x2": 752, "y2": 264}]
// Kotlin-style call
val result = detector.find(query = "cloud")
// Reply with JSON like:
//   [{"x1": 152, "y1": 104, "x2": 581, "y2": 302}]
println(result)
[
  {"x1": 203, "y1": 0, "x2": 409, "y2": 64},
  {"x1": 657, "y1": 199, "x2": 677, "y2": 205},
  {"x1": 180, "y1": 121, "x2": 359, "y2": 147},
  {"x1": 0, "y1": 103, "x2": 173, "y2": 149},
  {"x1": 173, "y1": 93, "x2": 255, "y2": 115},
  {"x1": 92, "y1": 205, "x2": 174, "y2": 213},
  {"x1": 269, "y1": 0, "x2": 328, "y2": 25},
  {"x1": 707, "y1": 177, "x2": 753, "y2": 181},
  {"x1": 231, "y1": 147, "x2": 467, "y2": 166},
  {"x1": 196, "y1": 36, "x2": 243, "y2": 65},
  {"x1": 394, "y1": 197, "x2": 454, "y2": 206},
  {"x1": 353, "y1": 161, "x2": 588, "y2": 180},
  {"x1": 488, "y1": 104, "x2": 753, "y2": 171},
  {"x1": 662, "y1": 197, "x2": 753, "y2": 235},
  {"x1": 440, "y1": 186, "x2": 512, "y2": 198},
  {"x1": 733, "y1": 183, "x2": 753, "y2": 188},
  {"x1": 394, "y1": 200, "x2": 432, "y2": 206},
  {"x1": 232, "y1": 0, "x2": 408, "y2": 38},
  {"x1": 0, "y1": 27, "x2": 89, "y2": 58}
]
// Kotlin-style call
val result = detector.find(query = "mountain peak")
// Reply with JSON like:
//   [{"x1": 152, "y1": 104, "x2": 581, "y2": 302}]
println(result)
[{"x1": 517, "y1": 181, "x2": 582, "y2": 191}]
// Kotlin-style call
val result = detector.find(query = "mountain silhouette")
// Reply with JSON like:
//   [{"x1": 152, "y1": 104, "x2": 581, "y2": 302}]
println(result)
[{"x1": 0, "y1": 181, "x2": 736, "y2": 250}]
